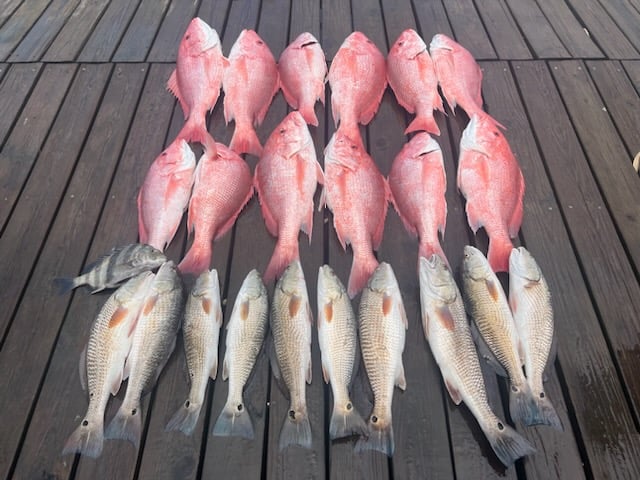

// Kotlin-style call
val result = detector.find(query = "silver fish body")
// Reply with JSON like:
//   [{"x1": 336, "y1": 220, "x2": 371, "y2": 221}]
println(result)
[
  {"x1": 213, "y1": 269, "x2": 269, "y2": 439},
  {"x1": 105, "y1": 261, "x2": 183, "y2": 447},
  {"x1": 54, "y1": 243, "x2": 167, "y2": 294},
  {"x1": 167, "y1": 270, "x2": 223, "y2": 435},
  {"x1": 509, "y1": 247, "x2": 562, "y2": 430},
  {"x1": 420, "y1": 255, "x2": 535, "y2": 466},
  {"x1": 270, "y1": 260, "x2": 313, "y2": 450},
  {"x1": 356, "y1": 262, "x2": 407, "y2": 456},
  {"x1": 317, "y1": 265, "x2": 366, "y2": 439}
]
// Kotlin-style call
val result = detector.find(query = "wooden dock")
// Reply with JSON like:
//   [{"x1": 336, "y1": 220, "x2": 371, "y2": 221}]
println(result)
[{"x1": 1, "y1": 0, "x2": 639, "y2": 478}]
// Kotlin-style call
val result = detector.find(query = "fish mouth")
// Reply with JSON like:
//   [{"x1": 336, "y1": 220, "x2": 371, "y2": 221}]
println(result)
[
  {"x1": 301, "y1": 40, "x2": 318, "y2": 48},
  {"x1": 412, "y1": 47, "x2": 428, "y2": 60}
]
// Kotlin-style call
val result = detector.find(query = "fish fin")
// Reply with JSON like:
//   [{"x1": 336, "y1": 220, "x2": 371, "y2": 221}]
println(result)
[
  {"x1": 110, "y1": 368, "x2": 124, "y2": 396},
  {"x1": 53, "y1": 277, "x2": 76, "y2": 295},
  {"x1": 213, "y1": 185, "x2": 254, "y2": 242},
  {"x1": 279, "y1": 407, "x2": 312, "y2": 450},
  {"x1": 421, "y1": 311, "x2": 430, "y2": 340},
  {"x1": 315, "y1": 161, "x2": 325, "y2": 185},
  {"x1": 347, "y1": 251, "x2": 379, "y2": 298},
  {"x1": 254, "y1": 167, "x2": 279, "y2": 237},
  {"x1": 525, "y1": 391, "x2": 563, "y2": 431},
  {"x1": 544, "y1": 334, "x2": 558, "y2": 382},
  {"x1": 418, "y1": 241, "x2": 448, "y2": 268},
  {"x1": 178, "y1": 239, "x2": 212, "y2": 276},
  {"x1": 229, "y1": 121, "x2": 263, "y2": 157},
  {"x1": 483, "y1": 419, "x2": 536, "y2": 467},
  {"x1": 79, "y1": 344, "x2": 88, "y2": 393},
  {"x1": 487, "y1": 236, "x2": 513, "y2": 273},
  {"x1": 177, "y1": 114, "x2": 217, "y2": 155},
  {"x1": 372, "y1": 179, "x2": 390, "y2": 250},
  {"x1": 268, "y1": 335, "x2": 281, "y2": 380},
  {"x1": 167, "y1": 69, "x2": 188, "y2": 116},
  {"x1": 254, "y1": 72, "x2": 279, "y2": 126},
  {"x1": 508, "y1": 382, "x2": 535, "y2": 425},
  {"x1": 104, "y1": 404, "x2": 143, "y2": 448},
  {"x1": 405, "y1": 114, "x2": 440, "y2": 136},
  {"x1": 137, "y1": 189, "x2": 148, "y2": 245},
  {"x1": 299, "y1": 103, "x2": 319, "y2": 127},
  {"x1": 321, "y1": 363, "x2": 329, "y2": 384},
  {"x1": 62, "y1": 416, "x2": 104, "y2": 458},
  {"x1": 329, "y1": 401, "x2": 367, "y2": 440},
  {"x1": 508, "y1": 171, "x2": 525, "y2": 238},
  {"x1": 355, "y1": 417, "x2": 394, "y2": 456},
  {"x1": 306, "y1": 357, "x2": 313, "y2": 384},
  {"x1": 444, "y1": 377, "x2": 462, "y2": 405},
  {"x1": 165, "y1": 399, "x2": 203, "y2": 435},
  {"x1": 210, "y1": 354, "x2": 219, "y2": 380},
  {"x1": 470, "y1": 320, "x2": 508, "y2": 377},
  {"x1": 396, "y1": 362, "x2": 407, "y2": 391},
  {"x1": 279, "y1": 79, "x2": 299, "y2": 110},
  {"x1": 264, "y1": 239, "x2": 299, "y2": 284},
  {"x1": 222, "y1": 357, "x2": 229, "y2": 381},
  {"x1": 212, "y1": 400, "x2": 255, "y2": 439},
  {"x1": 358, "y1": 87, "x2": 385, "y2": 125}
]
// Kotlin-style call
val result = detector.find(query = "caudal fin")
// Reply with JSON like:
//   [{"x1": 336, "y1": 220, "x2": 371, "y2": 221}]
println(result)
[
  {"x1": 523, "y1": 393, "x2": 563, "y2": 431},
  {"x1": 165, "y1": 399, "x2": 203, "y2": 436},
  {"x1": 229, "y1": 123, "x2": 263, "y2": 157},
  {"x1": 329, "y1": 402, "x2": 367, "y2": 440},
  {"x1": 177, "y1": 113, "x2": 217, "y2": 154},
  {"x1": 418, "y1": 241, "x2": 448, "y2": 269},
  {"x1": 299, "y1": 104, "x2": 319, "y2": 127},
  {"x1": 212, "y1": 400, "x2": 255, "y2": 439},
  {"x1": 355, "y1": 417, "x2": 394, "y2": 456},
  {"x1": 508, "y1": 382, "x2": 536, "y2": 426},
  {"x1": 279, "y1": 408, "x2": 312, "y2": 450},
  {"x1": 62, "y1": 417, "x2": 104, "y2": 458},
  {"x1": 347, "y1": 251, "x2": 379, "y2": 298},
  {"x1": 53, "y1": 277, "x2": 77, "y2": 295},
  {"x1": 264, "y1": 238, "x2": 299, "y2": 284},
  {"x1": 178, "y1": 242, "x2": 212, "y2": 277},
  {"x1": 487, "y1": 235, "x2": 514, "y2": 273},
  {"x1": 405, "y1": 114, "x2": 440, "y2": 136},
  {"x1": 104, "y1": 404, "x2": 143, "y2": 448},
  {"x1": 483, "y1": 420, "x2": 535, "y2": 467}
]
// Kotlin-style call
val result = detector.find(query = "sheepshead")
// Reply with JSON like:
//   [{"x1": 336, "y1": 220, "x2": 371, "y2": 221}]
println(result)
[
  {"x1": 509, "y1": 247, "x2": 562, "y2": 430},
  {"x1": 166, "y1": 270, "x2": 222, "y2": 435},
  {"x1": 462, "y1": 246, "x2": 536, "y2": 425},
  {"x1": 105, "y1": 261, "x2": 183, "y2": 447},
  {"x1": 317, "y1": 265, "x2": 367, "y2": 439},
  {"x1": 328, "y1": 31, "x2": 387, "y2": 142},
  {"x1": 168, "y1": 18, "x2": 225, "y2": 152},
  {"x1": 137, "y1": 139, "x2": 196, "y2": 252},
  {"x1": 213, "y1": 269, "x2": 269, "y2": 439},
  {"x1": 387, "y1": 29, "x2": 443, "y2": 135},
  {"x1": 223, "y1": 29, "x2": 279, "y2": 157},
  {"x1": 457, "y1": 115, "x2": 524, "y2": 272},
  {"x1": 254, "y1": 111, "x2": 324, "y2": 283},
  {"x1": 356, "y1": 262, "x2": 407, "y2": 456},
  {"x1": 62, "y1": 272, "x2": 153, "y2": 458},
  {"x1": 278, "y1": 32, "x2": 327, "y2": 126},
  {"x1": 54, "y1": 243, "x2": 166, "y2": 294},
  {"x1": 419, "y1": 255, "x2": 535, "y2": 466},
  {"x1": 388, "y1": 133, "x2": 447, "y2": 266},
  {"x1": 322, "y1": 131, "x2": 390, "y2": 298},
  {"x1": 270, "y1": 260, "x2": 313, "y2": 450},
  {"x1": 178, "y1": 144, "x2": 253, "y2": 275}
]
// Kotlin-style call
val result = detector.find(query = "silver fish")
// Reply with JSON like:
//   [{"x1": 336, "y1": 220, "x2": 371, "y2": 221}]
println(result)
[
  {"x1": 462, "y1": 245, "x2": 535, "y2": 424},
  {"x1": 356, "y1": 262, "x2": 407, "y2": 456},
  {"x1": 317, "y1": 265, "x2": 366, "y2": 439},
  {"x1": 420, "y1": 255, "x2": 535, "y2": 466},
  {"x1": 213, "y1": 269, "x2": 269, "y2": 439},
  {"x1": 105, "y1": 261, "x2": 183, "y2": 447},
  {"x1": 166, "y1": 270, "x2": 223, "y2": 435},
  {"x1": 62, "y1": 272, "x2": 154, "y2": 458},
  {"x1": 270, "y1": 260, "x2": 313, "y2": 450},
  {"x1": 509, "y1": 247, "x2": 562, "y2": 430},
  {"x1": 54, "y1": 243, "x2": 167, "y2": 294}
]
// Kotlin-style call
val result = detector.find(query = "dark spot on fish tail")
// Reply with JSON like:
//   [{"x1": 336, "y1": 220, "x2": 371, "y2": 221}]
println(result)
[
  {"x1": 90, "y1": 392, "x2": 94, "y2": 398},
  {"x1": 201, "y1": 298, "x2": 211, "y2": 314},
  {"x1": 190, "y1": 372, "x2": 195, "y2": 377},
  {"x1": 237, "y1": 404, "x2": 243, "y2": 412},
  {"x1": 485, "y1": 279, "x2": 500, "y2": 302},
  {"x1": 511, "y1": 385, "x2": 519, "y2": 393},
  {"x1": 289, "y1": 410, "x2": 296, "y2": 420},
  {"x1": 497, "y1": 422, "x2": 504, "y2": 430},
  {"x1": 82, "y1": 420, "x2": 89, "y2": 427},
  {"x1": 371, "y1": 415, "x2": 378, "y2": 423},
  {"x1": 131, "y1": 409, "x2": 137, "y2": 416},
  {"x1": 346, "y1": 402, "x2": 353, "y2": 411},
  {"x1": 540, "y1": 392, "x2": 545, "y2": 398},
  {"x1": 185, "y1": 400, "x2": 190, "y2": 408}
]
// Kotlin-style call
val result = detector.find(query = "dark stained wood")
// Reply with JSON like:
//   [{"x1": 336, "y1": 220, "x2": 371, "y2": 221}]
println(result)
[
  {"x1": 593, "y1": 0, "x2": 640, "y2": 54},
  {"x1": 147, "y1": 0, "x2": 202, "y2": 62},
  {"x1": 475, "y1": 0, "x2": 532, "y2": 59},
  {"x1": 624, "y1": 60, "x2": 640, "y2": 93},
  {"x1": 586, "y1": 61, "x2": 640, "y2": 160},
  {"x1": 0, "y1": 0, "x2": 24, "y2": 29},
  {"x1": 197, "y1": 0, "x2": 232, "y2": 34},
  {"x1": 503, "y1": 0, "x2": 569, "y2": 58},
  {"x1": 320, "y1": 0, "x2": 352, "y2": 61},
  {"x1": 6, "y1": 64, "x2": 149, "y2": 480},
  {"x1": 413, "y1": 0, "x2": 454, "y2": 40},
  {"x1": 441, "y1": 0, "x2": 497, "y2": 59},
  {"x1": 535, "y1": 0, "x2": 603, "y2": 58},
  {"x1": 0, "y1": 0, "x2": 49, "y2": 61},
  {"x1": 112, "y1": 0, "x2": 171, "y2": 62},
  {"x1": 42, "y1": 0, "x2": 111, "y2": 62},
  {"x1": 77, "y1": 0, "x2": 141, "y2": 62},
  {"x1": 289, "y1": 0, "x2": 321, "y2": 39},
  {"x1": 380, "y1": 0, "x2": 417, "y2": 46},
  {"x1": 351, "y1": 0, "x2": 388, "y2": 54},
  {"x1": 0, "y1": 64, "x2": 76, "y2": 244},
  {"x1": 0, "y1": 63, "x2": 42, "y2": 148}
]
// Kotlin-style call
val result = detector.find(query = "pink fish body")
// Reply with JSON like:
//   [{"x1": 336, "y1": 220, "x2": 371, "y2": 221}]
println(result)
[
  {"x1": 387, "y1": 29, "x2": 443, "y2": 136},
  {"x1": 223, "y1": 29, "x2": 279, "y2": 157},
  {"x1": 167, "y1": 18, "x2": 226, "y2": 152},
  {"x1": 328, "y1": 32, "x2": 387, "y2": 140},
  {"x1": 255, "y1": 111, "x2": 324, "y2": 283},
  {"x1": 178, "y1": 144, "x2": 254, "y2": 275},
  {"x1": 278, "y1": 32, "x2": 327, "y2": 126},
  {"x1": 137, "y1": 139, "x2": 196, "y2": 251},
  {"x1": 457, "y1": 115, "x2": 525, "y2": 272},
  {"x1": 323, "y1": 131, "x2": 389, "y2": 298},
  {"x1": 388, "y1": 133, "x2": 447, "y2": 265}
]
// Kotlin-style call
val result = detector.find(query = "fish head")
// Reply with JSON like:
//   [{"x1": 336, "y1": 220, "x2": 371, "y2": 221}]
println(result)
[
  {"x1": 180, "y1": 18, "x2": 221, "y2": 57},
  {"x1": 157, "y1": 139, "x2": 196, "y2": 169},
  {"x1": 269, "y1": 111, "x2": 311, "y2": 156},
  {"x1": 409, "y1": 132, "x2": 442, "y2": 161},
  {"x1": 152, "y1": 261, "x2": 182, "y2": 294},
  {"x1": 462, "y1": 246, "x2": 492, "y2": 281},
  {"x1": 429, "y1": 34, "x2": 456, "y2": 54},
  {"x1": 341, "y1": 31, "x2": 380, "y2": 55},
  {"x1": 240, "y1": 269, "x2": 268, "y2": 300},
  {"x1": 460, "y1": 115, "x2": 504, "y2": 158},
  {"x1": 191, "y1": 269, "x2": 220, "y2": 298},
  {"x1": 390, "y1": 29, "x2": 428, "y2": 60},
  {"x1": 366, "y1": 262, "x2": 396, "y2": 293},
  {"x1": 509, "y1": 247, "x2": 542, "y2": 283},
  {"x1": 113, "y1": 271, "x2": 155, "y2": 303},
  {"x1": 324, "y1": 132, "x2": 363, "y2": 171},
  {"x1": 317, "y1": 264, "x2": 347, "y2": 302},
  {"x1": 419, "y1": 255, "x2": 458, "y2": 303},
  {"x1": 133, "y1": 244, "x2": 167, "y2": 268},
  {"x1": 232, "y1": 29, "x2": 273, "y2": 60},
  {"x1": 276, "y1": 260, "x2": 307, "y2": 297},
  {"x1": 291, "y1": 32, "x2": 320, "y2": 50}
]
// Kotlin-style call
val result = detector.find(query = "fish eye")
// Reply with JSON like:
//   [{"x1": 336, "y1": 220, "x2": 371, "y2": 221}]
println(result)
[
  {"x1": 237, "y1": 404, "x2": 244, "y2": 411},
  {"x1": 371, "y1": 415, "x2": 378, "y2": 423},
  {"x1": 162, "y1": 152, "x2": 167, "y2": 156},
  {"x1": 497, "y1": 422, "x2": 504, "y2": 430},
  {"x1": 185, "y1": 400, "x2": 190, "y2": 407},
  {"x1": 279, "y1": 128, "x2": 286, "y2": 134},
  {"x1": 540, "y1": 392, "x2": 545, "y2": 398},
  {"x1": 185, "y1": 35, "x2": 191, "y2": 40},
  {"x1": 82, "y1": 420, "x2": 89, "y2": 426},
  {"x1": 288, "y1": 409, "x2": 296, "y2": 420},
  {"x1": 346, "y1": 402, "x2": 353, "y2": 410},
  {"x1": 511, "y1": 385, "x2": 519, "y2": 393},
  {"x1": 257, "y1": 40, "x2": 264, "y2": 45},
  {"x1": 398, "y1": 41, "x2": 404, "y2": 46}
]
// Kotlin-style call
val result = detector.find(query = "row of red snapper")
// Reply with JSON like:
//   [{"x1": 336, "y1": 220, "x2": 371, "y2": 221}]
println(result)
[{"x1": 137, "y1": 18, "x2": 524, "y2": 299}]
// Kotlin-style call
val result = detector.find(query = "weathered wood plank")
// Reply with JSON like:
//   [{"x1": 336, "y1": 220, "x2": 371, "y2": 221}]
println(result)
[
  {"x1": 147, "y1": 0, "x2": 202, "y2": 62},
  {"x1": 0, "y1": 63, "x2": 42, "y2": 148},
  {"x1": 0, "y1": 0, "x2": 24, "y2": 29},
  {"x1": 112, "y1": 0, "x2": 171, "y2": 62},
  {"x1": 510, "y1": 59, "x2": 640, "y2": 479},
  {"x1": 0, "y1": 64, "x2": 76, "y2": 242},
  {"x1": 623, "y1": 60, "x2": 640, "y2": 94},
  {"x1": 380, "y1": 0, "x2": 417, "y2": 46},
  {"x1": 289, "y1": 0, "x2": 320, "y2": 39},
  {"x1": 503, "y1": 0, "x2": 569, "y2": 58},
  {"x1": 351, "y1": 0, "x2": 388, "y2": 55},
  {"x1": 42, "y1": 0, "x2": 111, "y2": 62},
  {"x1": 441, "y1": 0, "x2": 497, "y2": 59},
  {"x1": 7, "y1": 64, "x2": 147, "y2": 480},
  {"x1": 0, "y1": 0, "x2": 49, "y2": 61},
  {"x1": 550, "y1": 60, "x2": 640, "y2": 275},
  {"x1": 321, "y1": 0, "x2": 352, "y2": 61},
  {"x1": 413, "y1": 0, "x2": 454, "y2": 40},
  {"x1": 219, "y1": 0, "x2": 261, "y2": 55},
  {"x1": 77, "y1": 0, "x2": 141, "y2": 62},
  {"x1": 475, "y1": 0, "x2": 532, "y2": 59},
  {"x1": 592, "y1": 0, "x2": 640, "y2": 54},
  {"x1": 586, "y1": 61, "x2": 640, "y2": 161},
  {"x1": 535, "y1": 0, "x2": 603, "y2": 58},
  {"x1": 197, "y1": 0, "x2": 232, "y2": 35},
  {"x1": 8, "y1": 0, "x2": 81, "y2": 62}
]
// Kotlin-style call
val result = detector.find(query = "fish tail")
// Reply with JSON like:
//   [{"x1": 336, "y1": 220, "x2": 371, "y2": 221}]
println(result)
[
  {"x1": 405, "y1": 114, "x2": 440, "y2": 136},
  {"x1": 279, "y1": 406, "x2": 312, "y2": 450},
  {"x1": 178, "y1": 240, "x2": 212, "y2": 277},
  {"x1": 165, "y1": 399, "x2": 203, "y2": 436},
  {"x1": 62, "y1": 416, "x2": 104, "y2": 458},
  {"x1": 177, "y1": 113, "x2": 217, "y2": 154},
  {"x1": 355, "y1": 417, "x2": 394, "y2": 456},
  {"x1": 104, "y1": 403, "x2": 143, "y2": 448},
  {"x1": 487, "y1": 235, "x2": 513, "y2": 273},
  {"x1": 336, "y1": 122, "x2": 364, "y2": 148},
  {"x1": 212, "y1": 400, "x2": 255, "y2": 439},
  {"x1": 229, "y1": 122, "x2": 263, "y2": 157},
  {"x1": 263, "y1": 237, "x2": 299, "y2": 284},
  {"x1": 347, "y1": 250, "x2": 379, "y2": 298},
  {"x1": 329, "y1": 402, "x2": 367, "y2": 440},
  {"x1": 53, "y1": 277, "x2": 77, "y2": 295},
  {"x1": 483, "y1": 419, "x2": 536, "y2": 466},
  {"x1": 508, "y1": 382, "x2": 534, "y2": 425},
  {"x1": 418, "y1": 241, "x2": 448, "y2": 269},
  {"x1": 524, "y1": 392, "x2": 564, "y2": 431},
  {"x1": 298, "y1": 104, "x2": 319, "y2": 127}
]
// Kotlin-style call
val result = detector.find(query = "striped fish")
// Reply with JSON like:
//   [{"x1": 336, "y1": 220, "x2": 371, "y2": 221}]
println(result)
[{"x1": 54, "y1": 243, "x2": 167, "y2": 294}]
